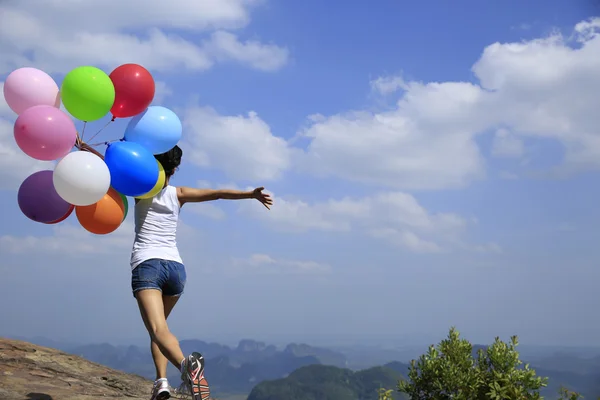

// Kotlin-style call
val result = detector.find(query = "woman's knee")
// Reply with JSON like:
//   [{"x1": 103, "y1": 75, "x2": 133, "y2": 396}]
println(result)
[{"x1": 148, "y1": 322, "x2": 170, "y2": 339}]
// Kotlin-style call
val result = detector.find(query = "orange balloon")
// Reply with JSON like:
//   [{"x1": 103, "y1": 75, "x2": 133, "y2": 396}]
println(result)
[{"x1": 76, "y1": 187, "x2": 125, "y2": 234}]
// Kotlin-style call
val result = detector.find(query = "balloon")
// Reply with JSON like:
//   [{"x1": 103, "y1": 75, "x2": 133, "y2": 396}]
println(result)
[
  {"x1": 118, "y1": 193, "x2": 129, "y2": 221},
  {"x1": 45, "y1": 205, "x2": 75, "y2": 224},
  {"x1": 3, "y1": 67, "x2": 61, "y2": 115},
  {"x1": 136, "y1": 160, "x2": 165, "y2": 199},
  {"x1": 109, "y1": 63, "x2": 155, "y2": 119},
  {"x1": 53, "y1": 151, "x2": 111, "y2": 206},
  {"x1": 76, "y1": 187, "x2": 125, "y2": 235},
  {"x1": 60, "y1": 66, "x2": 115, "y2": 121},
  {"x1": 124, "y1": 106, "x2": 182, "y2": 154},
  {"x1": 104, "y1": 141, "x2": 159, "y2": 197},
  {"x1": 14, "y1": 105, "x2": 77, "y2": 161},
  {"x1": 18, "y1": 170, "x2": 73, "y2": 223}
]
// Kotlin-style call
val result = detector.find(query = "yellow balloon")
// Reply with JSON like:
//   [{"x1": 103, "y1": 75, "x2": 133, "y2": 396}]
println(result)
[{"x1": 136, "y1": 160, "x2": 165, "y2": 199}]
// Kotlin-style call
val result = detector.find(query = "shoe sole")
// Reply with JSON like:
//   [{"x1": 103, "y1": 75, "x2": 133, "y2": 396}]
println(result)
[
  {"x1": 188, "y1": 352, "x2": 210, "y2": 400},
  {"x1": 156, "y1": 392, "x2": 171, "y2": 400},
  {"x1": 156, "y1": 391, "x2": 171, "y2": 400}
]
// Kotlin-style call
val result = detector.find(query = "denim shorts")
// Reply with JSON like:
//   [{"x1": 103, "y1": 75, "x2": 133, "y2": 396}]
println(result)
[{"x1": 131, "y1": 258, "x2": 186, "y2": 298}]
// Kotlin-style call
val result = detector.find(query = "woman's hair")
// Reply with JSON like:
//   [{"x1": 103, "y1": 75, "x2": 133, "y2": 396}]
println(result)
[{"x1": 154, "y1": 145, "x2": 183, "y2": 177}]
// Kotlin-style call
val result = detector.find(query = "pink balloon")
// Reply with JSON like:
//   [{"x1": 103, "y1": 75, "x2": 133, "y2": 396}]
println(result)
[
  {"x1": 14, "y1": 105, "x2": 77, "y2": 161},
  {"x1": 3, "y1": 67, "x2": 61, "y2": 115}
]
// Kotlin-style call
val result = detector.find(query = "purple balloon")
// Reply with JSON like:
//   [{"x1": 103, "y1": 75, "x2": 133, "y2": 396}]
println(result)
[{"x1": 18, "y1": 170, "x2": 73, "y2": 223}]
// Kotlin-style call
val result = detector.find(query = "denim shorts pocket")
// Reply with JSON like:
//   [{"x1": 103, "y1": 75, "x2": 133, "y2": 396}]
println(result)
[{"x1": 134, "y1": 259, "x2": 161, "y2": 283}]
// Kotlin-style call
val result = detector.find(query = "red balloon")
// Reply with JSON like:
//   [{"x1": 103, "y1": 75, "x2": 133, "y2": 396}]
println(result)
[
  {"x1": 45, "y1": 204, "x2": 74, "y2": 225},
  {"x1": 109, "y1": 64, "x2": 155, "y2": 119}
]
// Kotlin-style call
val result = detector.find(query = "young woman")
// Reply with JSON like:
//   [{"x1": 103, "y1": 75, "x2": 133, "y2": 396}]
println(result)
[{"x1": 80, "y1": 142, "x2": 272, "y2": 400}]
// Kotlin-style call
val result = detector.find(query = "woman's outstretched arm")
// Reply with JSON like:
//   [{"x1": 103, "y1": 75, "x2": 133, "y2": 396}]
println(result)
[{"x1": 177, "y1": 186, "x2": 273, "y2": 209}]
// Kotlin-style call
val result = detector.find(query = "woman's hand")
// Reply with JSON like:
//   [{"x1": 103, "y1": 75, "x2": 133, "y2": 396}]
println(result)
[
  {"x1": 75, "y1": 140, "x2": 105, "y2": 160},
  {"x1": 252, "y1": 187, "x2": 273, "y2": 210}
]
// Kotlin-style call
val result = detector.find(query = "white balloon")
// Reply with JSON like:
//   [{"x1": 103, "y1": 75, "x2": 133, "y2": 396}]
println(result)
[{"x1": 53, "y1": 151, "x2": 111, "y2": 206}]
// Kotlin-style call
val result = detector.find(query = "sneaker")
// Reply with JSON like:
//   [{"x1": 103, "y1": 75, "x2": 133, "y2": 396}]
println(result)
[
  {"x1": 150, "y1": 378, "x2": 171, "y2": 400},
  {"x1": 179, "y1": 352, "x2": 210, "y2": 400}
]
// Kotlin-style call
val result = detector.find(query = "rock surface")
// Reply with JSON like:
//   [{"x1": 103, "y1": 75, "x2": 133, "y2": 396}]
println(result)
[{"x1": 0, "y1": 337, "x2": 186, "y2": 400}]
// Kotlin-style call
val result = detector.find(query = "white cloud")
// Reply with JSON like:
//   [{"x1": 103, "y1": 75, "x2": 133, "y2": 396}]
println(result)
[
  {"x1": 573, "y1": 19, "x2": 600, "y2": 43},
  {"x1": 230, "y1": 253, "x2": 332, "y2": 275},
  {"x1": 0, "y1": 82, "x2": 12, "y2": 118},
  {"x1": 296, "y1": 82, "x2": 488, "y2": 190},
  {"x1": 239, "y1": 190, "x2": 498, "y2": 253},
  {"x1": 187, "y1": 203, "x2": 227, "y2": 220},
  {"x1": 510, "y1": 23, "x2": 533, "y2": 31},
  {"x1": 152, "y1": 81, "x2": 174, "y2": 105},
  {"x1": 368, "y1": 228, "x2": 442, "y2": 253},
  {"x1": 0, "y1": 218, "x2": 199, "y2": 257},
  {"x1": 0, "y1": 216, "x2": 330, "y2": 276},
  {"x1": 0, "y1": 221, "x2": 134, "y2": 256},
  {"x1": 0, "y1": 1, "x2": 288, "y2": 74},
  {"x1": 370, "y1": 74, "x2": 407, "y2": 95},
  {"x1": 182, "y1": 106, "x2": 292, "y2": 181},
  {"x1": 295, "y1": 18, "x2": 600, "y2": 189},
  {"x1": 491, "y1": 128, "x2": 524, "y2": 158},
  {"x1": 471, "y1": 20, "x2": 600, "y2": 171},
  {"x1": 25, "y1": 0, "x2": 258, "y2": 32},
  {"x1": 203, "y1": 31, "x2": 290, "y2": 72}
]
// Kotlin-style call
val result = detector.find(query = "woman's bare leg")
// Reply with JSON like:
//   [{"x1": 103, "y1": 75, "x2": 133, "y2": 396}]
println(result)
[
  {"x1": 151, "y1": 294, "x2": 180, "y2": 379},
  {"x1": 135, "y1": 289, "x2": 185, "y2": 370}
]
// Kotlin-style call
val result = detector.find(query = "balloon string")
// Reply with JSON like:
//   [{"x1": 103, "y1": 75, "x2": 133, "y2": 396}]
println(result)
[
  {"x1": 88, "y1": 138, "x2": 121, "y2": 147},
  {"x1": 86, "y1": 119, "x2": 114, "y2": 143},
  {"x1": 80, "y1": 122, "x2": 87, "y2": 141}
]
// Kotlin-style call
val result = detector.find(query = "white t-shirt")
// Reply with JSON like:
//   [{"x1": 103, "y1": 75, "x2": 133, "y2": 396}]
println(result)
[{"x1": 130, "y1": 185, "x2": 183, "y2": 270}]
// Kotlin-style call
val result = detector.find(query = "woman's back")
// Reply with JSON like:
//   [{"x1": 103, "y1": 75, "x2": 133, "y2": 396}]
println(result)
[{"x1": 130, "y1": 185, "x2": 182, "y2": 270}]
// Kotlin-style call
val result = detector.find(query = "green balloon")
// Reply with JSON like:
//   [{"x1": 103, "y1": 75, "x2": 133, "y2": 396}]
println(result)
[
  {"x1": 61, "y1": 66, "x2": 115, "y2": 122},
  {"x1": 119, "y1": 193, "x2": 129, "y2": 221}
]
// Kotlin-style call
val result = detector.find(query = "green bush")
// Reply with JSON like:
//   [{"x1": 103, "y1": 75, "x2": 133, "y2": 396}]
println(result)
[{"x1": 381, "y1": 327, "x2": 597, "y2": 400}]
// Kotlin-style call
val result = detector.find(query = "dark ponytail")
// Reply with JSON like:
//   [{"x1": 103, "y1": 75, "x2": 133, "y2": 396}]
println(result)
[{"x1": 154, "y1": 145, "x2": 183, "y2": 177}]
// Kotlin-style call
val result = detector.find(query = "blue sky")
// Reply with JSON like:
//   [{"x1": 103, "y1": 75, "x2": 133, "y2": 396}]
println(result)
[{"x1": 1, "y1": 0, "x2": 600, "y2": 348}]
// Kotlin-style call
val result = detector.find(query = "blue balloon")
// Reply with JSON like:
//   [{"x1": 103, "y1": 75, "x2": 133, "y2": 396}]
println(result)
[
  {"x1": 124, "y1": 106, "x2": 182, "y2": 154},
  {"x1": 105, "y1": 141, "x2": 159, "y2": 197}
]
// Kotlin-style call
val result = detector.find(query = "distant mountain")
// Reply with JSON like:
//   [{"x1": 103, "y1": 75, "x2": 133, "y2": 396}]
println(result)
[
  {"x1": 65, "y1": 338, "x2": 347, "y2": 397},
  {"x1": 535, "y1": 367, "x2": 599, "y2": 399},
  {"x1": 12, "y1": 336, "x2": 600, "y2": 399},
  {"x1": 199, "y1": 353, "x2": 321, "y2": 393},
  {"x1": 179, "y1": 339, "x2": 234, "y2": 360},
  {"x1": 69, "y1": 342, "x2": 157, "y2": 378},
  {"x1": 518, "y1": 345, "x2": 600, "y2": 361},
  {"x1": 246, "y1": 358, "x2": 600, "y2": 400},
  {"x1": 247, "y1": 364, "x2": 410, "y2": 400},
  {"x1": 383, "y1": 361, "x2": 410, "y2": 376},
  {"x1": 284, "y1": 343, "x2": 347, "y2": 367},
  {"x1": 533, "y1": 352, "x2": 600, "y2": 374},
  {"x1": 330, "y1": 345, "x2": 423, "y2": 370},
  {"x1": 509, "y1": 349, "x2": 600, "y2": 398},
  {"x1": 9, "y1": 335, "x2": 80, "y2": 352}
]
